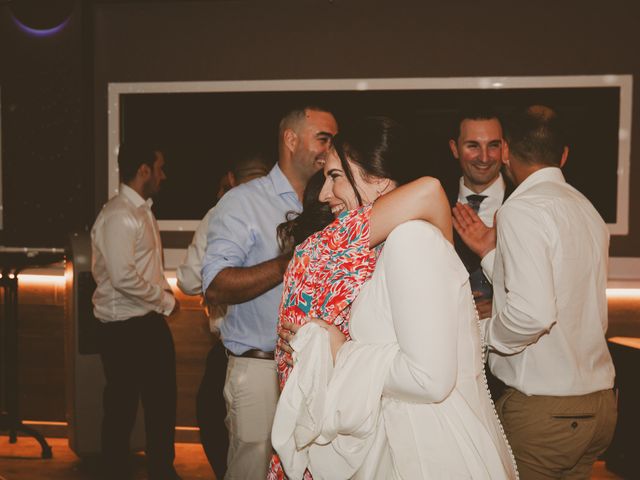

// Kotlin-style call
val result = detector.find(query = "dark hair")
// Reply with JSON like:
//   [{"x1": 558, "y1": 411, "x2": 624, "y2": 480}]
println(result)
[
  {"x1": 278, "y1": 104, "x2": 333, "y2": 138},
  {"x1": 277, "y1": 116, "x2": 413, "y2": 249},
  {"x1": 334, "y1": 116, "x2": 412, "y2": 205},
  {"x1": 451, "y1": 105, "x2": 502, "y2": 140},
  {"x1": 231, "y1": 151, "x2": 272, "y2": 183},
  {"x1": 118, "y1": 141, "x2": 160, "y2": 184},
  {"x1": 278, "y1": 170, "x2": 333, "y2": 250},
  {"x1": 503, "y1": 105, "x2": 566, "y2": 167}
]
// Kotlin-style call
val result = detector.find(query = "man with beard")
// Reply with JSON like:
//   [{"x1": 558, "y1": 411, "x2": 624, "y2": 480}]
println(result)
[
  {"x1": 202, "y1": 105, "x2": 338, "y2": 479},
  {"x1": 91, "y1": 142, "x2": 181, "y2": 479}
]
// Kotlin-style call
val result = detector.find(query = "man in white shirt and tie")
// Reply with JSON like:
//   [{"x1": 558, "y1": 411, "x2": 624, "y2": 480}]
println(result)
[
  {"x1": 453, "y1": 106, "x2": 617, "y2": 479},
  {"x1": 448, "y1": 107, "x2": 511, "y2": 319},
  {"x1": 91, "y1": 142, "x2": 181, "y2": 479}
]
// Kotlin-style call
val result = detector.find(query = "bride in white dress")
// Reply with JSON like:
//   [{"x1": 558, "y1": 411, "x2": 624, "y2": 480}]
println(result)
[{"x1": 272, "y1": 119, "x2": 518, "y2": 479}]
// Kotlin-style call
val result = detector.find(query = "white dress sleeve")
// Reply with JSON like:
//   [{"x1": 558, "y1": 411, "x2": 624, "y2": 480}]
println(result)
[{"x1": 382, "y1": 220, "x2": 467, "y2": 403}]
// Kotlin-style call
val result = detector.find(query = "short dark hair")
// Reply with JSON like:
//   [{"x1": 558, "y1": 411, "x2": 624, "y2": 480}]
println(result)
[
  {"x1": 117, "y1": 141, "x2": 160, "y2": 184},
  {"x1": 231, "y1": 151, "x2": 272, "y2": 183},
  {"x1": 503, "y1": 106, "x2": 566, "y2": 167},
  {"x1": 451, "y1": 105, "x2": 501, "y2": 140},
  {"x1": 278, "y1": 104, "x2": 333, "y2": 137}
]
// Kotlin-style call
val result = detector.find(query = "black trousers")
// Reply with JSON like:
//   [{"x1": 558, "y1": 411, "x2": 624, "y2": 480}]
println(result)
[
  {"x1": 196, "y1": 338, "x2": 229, "y2": 478},
  {"x1": 98, "y1": 312, "x2": 177, "y2": 479}
]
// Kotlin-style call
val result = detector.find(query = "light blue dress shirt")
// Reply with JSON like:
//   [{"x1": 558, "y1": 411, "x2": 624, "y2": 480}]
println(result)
[{"x1": 202, "y1": 163, "x2": 302, "y2": 354}]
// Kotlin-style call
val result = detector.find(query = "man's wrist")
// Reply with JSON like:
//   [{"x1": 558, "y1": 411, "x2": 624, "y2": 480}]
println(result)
[{"x1": 277, "y1": 252, "x2": 292, "y2": 276}]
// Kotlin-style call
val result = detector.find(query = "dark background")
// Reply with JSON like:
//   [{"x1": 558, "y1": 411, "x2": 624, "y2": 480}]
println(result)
[
  {"x1": 0, "y1": 0, "x2": 638, "y2": 256},
  {"x1": 122, "y1": 87, "x2": 620, "y2": 223}
]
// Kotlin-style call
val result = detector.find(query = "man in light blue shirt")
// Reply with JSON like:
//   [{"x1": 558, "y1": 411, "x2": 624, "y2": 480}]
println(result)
[{"x1": 202, "y1": 106, "x2": 338, "y2": 479}]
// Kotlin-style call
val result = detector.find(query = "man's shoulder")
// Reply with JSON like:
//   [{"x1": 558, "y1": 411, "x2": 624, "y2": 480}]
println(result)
[
  {"x1": 98, "y1": 194, "x2": 133, "y2": 216},
  {"x1": 442, "y1": 176, "x2": 461, "y2": 206},
  {"x1": 220, "y1": 174, "x2": 273, "y2": 204},
  {"x1": 94, "y1": 194, "x2": 140, "y2": 229}
]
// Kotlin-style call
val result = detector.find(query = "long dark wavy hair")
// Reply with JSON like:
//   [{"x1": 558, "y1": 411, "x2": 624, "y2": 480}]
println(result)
[{"x1": 278, "y1": 170, "x2": 333, "y2": 251}]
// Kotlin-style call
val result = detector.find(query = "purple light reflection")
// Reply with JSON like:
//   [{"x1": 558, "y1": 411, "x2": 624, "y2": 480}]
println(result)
[{"x1": 11, "y1": 13, "x2": 70, "y2": 37}]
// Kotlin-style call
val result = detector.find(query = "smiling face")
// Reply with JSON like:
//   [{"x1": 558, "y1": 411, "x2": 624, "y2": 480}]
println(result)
[
  {"x1": 318, "y1": 149, "x2": 384, "y2": 217},
  {"x1": 291, "y1": 109, "x2": 338, "y2": 181},
  {"x1": 449, "y1": 118, "x2": 503, "y2": 193}
]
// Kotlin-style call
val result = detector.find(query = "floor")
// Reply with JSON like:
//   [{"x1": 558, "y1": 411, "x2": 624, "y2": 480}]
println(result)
[
  {"x1": 0, "y1": 435, "x2": 626, "y2": 480},
  {"x1": 0, "y1": 436, "x2": 214, "y2": 480}
]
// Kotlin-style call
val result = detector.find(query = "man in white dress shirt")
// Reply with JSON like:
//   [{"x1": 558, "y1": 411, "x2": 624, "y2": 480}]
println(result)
[
  {"x1": 176, "y1": 152, "x2": 270, "y2": 479},
  {"x1": 448, "y1": 106, "x2": 511, "y2": 320},
  {"x1": 91, "y1": 142, "x2": 181, "y2": 479},
  {"x1": 453, "y1": 106, "x2": 617, "y2": 479}
]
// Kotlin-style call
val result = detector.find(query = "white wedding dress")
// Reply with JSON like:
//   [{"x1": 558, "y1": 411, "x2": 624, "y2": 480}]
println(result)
[{"x1": 272, "y1": 221, "x2": 518, "y2": 479}]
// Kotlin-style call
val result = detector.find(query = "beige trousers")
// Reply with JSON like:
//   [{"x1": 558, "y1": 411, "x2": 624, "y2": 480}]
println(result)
[
  {"x1": 223, "y1": 355, "x2": 279, "y2": 480},
  {"x1": 496, "y1": 387, "x2": 617, "y2": 479}
]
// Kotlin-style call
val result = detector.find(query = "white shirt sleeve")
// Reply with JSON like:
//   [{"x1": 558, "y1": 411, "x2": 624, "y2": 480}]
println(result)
[
  {"x1": 96, "y1": 210, "x2": 175, "y2": 315},
  {"x1": 484, "y1": 203, "x2": 558, "y2": 354},
  {"x1": 480, "y1": 249, "x2": 497, "y2": 281},
  {"x1": 382, "y1": 221, "x2": 463, "y2": 403},
  {"x1": 176, "y1": 208, "x2": 214, "y2": 295}
]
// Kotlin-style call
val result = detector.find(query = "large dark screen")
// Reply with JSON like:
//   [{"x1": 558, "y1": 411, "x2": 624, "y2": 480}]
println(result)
[{"x1": 121, "y1": 87, "x2": 619, "y2": 224}]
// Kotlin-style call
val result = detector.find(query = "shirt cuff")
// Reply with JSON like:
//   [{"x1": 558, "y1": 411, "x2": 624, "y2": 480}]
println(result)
[
  {"x1": 480, "y1": 248, "x2": 496, "y2": 281},
  {"x1": 176, "y1": 266, "x2": 202, "y2": 296},
  {"x1": 159, "y1": 290, "x2": 176, "y2": 316}
]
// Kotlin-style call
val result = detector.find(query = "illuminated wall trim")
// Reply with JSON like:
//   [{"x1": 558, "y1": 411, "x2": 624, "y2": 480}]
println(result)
[{"x1": 13, "y1": 268, "x2": 640, "y2": 299}]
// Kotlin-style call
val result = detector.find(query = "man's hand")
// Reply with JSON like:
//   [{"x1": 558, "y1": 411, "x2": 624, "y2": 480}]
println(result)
[
  {"x1": 278, "y1": 318, "x2": 347, "y2": 365},
  {"x1": 278, "y1": 320, "x2": 302, "y2": 367},
  {"x1": 473, "y1": 293, "x2": 492, "y2": 320},
  {"x1": 452, "y1": 203, "x2": 497, "y2": 258},
  {"x1": 170, "y1": 298, "x2": 181, "y2": 316}
]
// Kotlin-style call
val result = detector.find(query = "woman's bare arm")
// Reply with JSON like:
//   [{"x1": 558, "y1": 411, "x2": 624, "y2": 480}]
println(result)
[{"x1": 370, "y1": 177, "x2": 453, "y2": 246}]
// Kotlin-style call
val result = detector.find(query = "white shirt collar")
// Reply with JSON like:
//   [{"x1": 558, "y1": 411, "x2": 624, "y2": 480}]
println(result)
[
  {"x1": 510, "y1": 167, "x2": 565, "y2": 200},
  {"x1": 120, "y1": 183, "x2": 153, "y2": 208},
  {"x1": 457, "y1": 173, "x2": 506, "y2": 204}
]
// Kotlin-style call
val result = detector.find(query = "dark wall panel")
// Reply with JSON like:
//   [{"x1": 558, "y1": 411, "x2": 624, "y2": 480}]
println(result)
[
  {"x1": 0, "y1": 2, "x2": 89, "y2": 247},
  {"x1": 93, "y1": 0, "x2": 640, "y2": 256}
]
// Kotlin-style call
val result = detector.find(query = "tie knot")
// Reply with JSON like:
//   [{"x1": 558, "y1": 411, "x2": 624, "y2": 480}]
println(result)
[{"x1": 466, "y1": 194, "x2": 487, "y2": 213}]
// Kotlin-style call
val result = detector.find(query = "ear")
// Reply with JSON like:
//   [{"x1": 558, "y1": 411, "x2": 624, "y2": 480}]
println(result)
[
  {"x1": 283, "y1": 128, "x2": 298, "y2": 154},
  {"x1": 137, "y1": 162, "x2": 151, "y2": 179},
  {"x1": 227, "y1": 171, "x2": 237, "y2": 188},
  {"x1": 559, "y1": 146, "x2": 569, "y2": 168},
  {"x1": 501, "y1": 142, "x2": 510, "y2": 166},
  {"x1": 448, "y1": 139, "x2": 459, "y2": 159}
]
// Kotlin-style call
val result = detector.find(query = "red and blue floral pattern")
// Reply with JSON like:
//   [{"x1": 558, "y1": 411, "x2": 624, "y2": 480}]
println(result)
[{"x1": 268, "y1": 204, "x2": 380, "y2": 480}]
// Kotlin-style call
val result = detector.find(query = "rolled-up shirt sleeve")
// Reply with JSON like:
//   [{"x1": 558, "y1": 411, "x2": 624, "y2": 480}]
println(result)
[
  {"x1": 201, "y1": 193, "x2": 255, "y2": 293},
  {"x1": 177, "y1": 208, "x2": 214, "y2": 295},
  {"x1": 482, "y1": 203, "x2": 558, "y2": 354}
]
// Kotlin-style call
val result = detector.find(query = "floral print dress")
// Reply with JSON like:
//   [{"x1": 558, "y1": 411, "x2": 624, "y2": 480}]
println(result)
[{"x1": 268, "y1": 204, "x2": 380, "y2": 480}]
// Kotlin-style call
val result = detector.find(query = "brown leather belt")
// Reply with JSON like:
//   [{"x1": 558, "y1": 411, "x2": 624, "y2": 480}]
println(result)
[{"x1": 227, "y1": 348, "x2": 274, "y2": 360}]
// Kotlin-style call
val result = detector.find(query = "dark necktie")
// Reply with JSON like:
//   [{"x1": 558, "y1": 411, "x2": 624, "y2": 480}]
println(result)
[
  {"x1": 464, "y1": 194, "x2": 492, "y2": 302},
  {"x1": 466, "y1": 194, "x2": 487, "y2": 213}
]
